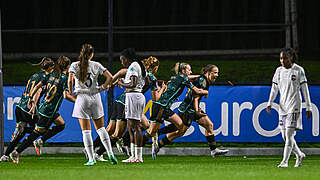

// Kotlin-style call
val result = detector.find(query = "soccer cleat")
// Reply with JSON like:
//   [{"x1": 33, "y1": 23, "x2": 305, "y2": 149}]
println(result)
[
  {"x1": 84, "y1": 160, "x2": 95, "y2": 166},
  {"x1": 122, "y1": 156, "x2": 135, "y2": 163},
  {"x1": 294, "y1": 153, "x2": 306, "y2": 168},
  {"x1": 130, "y1": 157, "x2": 143, "y2": 163},
  {"x1": 278, "y1": 162, "x2": 288, "y2": 168},
  {"x1": 9, "y1": 150, "x2": 19, "y2": 164},
  {"x1": 94, "y1": 153, "x2": 108, "y2": 162},
  {"x1": 108, "y1": 154, "x2": 118, "y2": 165},
  {"x1": 33, "y1": 139, "x2": 43, "y2": 156},
  {"x1": 151, "y1": 142, "x2": 160, "y2": 160},
  {"x1": 210, "y1": 148, "x2": 229, "y2": 158},
  {"x1": 82, "y1": 148, "x2": 88, "y2": 160},
  {"x1": 0, "y1": 155, "x2": 9, "y2": 162},
  {"x1": 116, "y1": 138, "x2": 124, "y2": 153}
]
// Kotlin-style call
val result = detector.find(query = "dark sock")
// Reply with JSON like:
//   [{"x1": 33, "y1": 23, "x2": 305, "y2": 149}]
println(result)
[
  {"x1": 41, "y1": 124, "x2": 65, "y2": 142},
  {"x1": 142, "y1": 132, "x2": 152, "y2": 146},
  {"x1": 123, "y1": 131, "x2": 130, "y2": 147},
  {"x1": 5, "y1": 131, "x2": 26, "y2": 156},
  {"x1": 110, "y1": 136, "x2": 118, "y2": 146},
  {"x1": 24, "y1": 127, "x2": 34, "y2": 134},
  {"x1": 159, "y1": 136, "x2": 171, "y2": 148},
  {"x1": 16, "y1": 130, "x2": 41, "y2": 154},
  {"x1": 158, "y1": 124, "x2": 177, "y2": 135},
  {"x1": 206, "y1": 135, "x2": 216, "y2": 151},
  {"x1": 93, "y1": 136, "x2": 102, "y2": 149},
  {"x1": 96, "y1": 146, "x2": 106, "y2": 156}
]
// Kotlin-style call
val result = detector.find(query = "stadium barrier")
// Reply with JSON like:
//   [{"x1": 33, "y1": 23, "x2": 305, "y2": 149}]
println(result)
[{"x1": 3, "y1": 86, "x2": 320, "y2": 143}]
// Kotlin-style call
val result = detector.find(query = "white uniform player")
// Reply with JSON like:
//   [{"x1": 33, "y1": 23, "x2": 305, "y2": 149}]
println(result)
[
  {"x1": 69, "y1": 61, "x2": 105, "y2": 119},
  {"x1": 68, "y1": 44, "x2": 117, "y2": 166},
  {"x1": 267, "y1": 49, "x2": 312, "y2": 168},
  {"x1": 120, "y1": 61, "x2": 146, "y2": 163},
  {"x1": 124, "y1": 61, "x2": 146, "y2": 121}
]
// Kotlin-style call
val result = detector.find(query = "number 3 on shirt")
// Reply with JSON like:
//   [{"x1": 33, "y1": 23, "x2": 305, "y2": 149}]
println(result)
[{"x1": 85, "y1": 73, "x2": 93, "y2": 88}]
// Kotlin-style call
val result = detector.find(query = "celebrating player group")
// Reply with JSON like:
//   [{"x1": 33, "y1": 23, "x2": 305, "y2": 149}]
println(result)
[{"x1": 0, "y1": 44, "x2": 312, "y2": 168}]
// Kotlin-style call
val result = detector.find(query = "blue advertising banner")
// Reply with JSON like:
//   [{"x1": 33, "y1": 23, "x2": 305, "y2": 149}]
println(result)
[{"x1": 3, "y1": 86, "x2": 320, "y2": 143}]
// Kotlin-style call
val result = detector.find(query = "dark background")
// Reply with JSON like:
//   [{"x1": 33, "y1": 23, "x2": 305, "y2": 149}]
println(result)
[{"x1": 1, "y1": 0, "x2": 319, "y2": 59}]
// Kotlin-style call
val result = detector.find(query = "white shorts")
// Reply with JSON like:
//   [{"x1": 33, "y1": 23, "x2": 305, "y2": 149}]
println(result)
[
  {"x1": 125, "y1": 92, "x2": 145, "y2": 121},
  {"x1": 279, "y1": 112, "x2": 302, "y2": 130},
  {"x1": 72, "y1": 93, "x2": 104, "y2": 120}
]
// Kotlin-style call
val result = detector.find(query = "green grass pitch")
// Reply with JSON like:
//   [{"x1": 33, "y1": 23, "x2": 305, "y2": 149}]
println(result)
[{"x1": 1, "y1": 154, "x2": 320, "y2": 180}]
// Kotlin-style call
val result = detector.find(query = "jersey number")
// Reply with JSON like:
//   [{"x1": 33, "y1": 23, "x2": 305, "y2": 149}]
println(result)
[
  {"x1": 85, "y1": 73, "x2": 93, "y2": 88},
  {"x1": 23, "y1": 80, "x2": 36, "y2": 97},
  {"x1": 45, "y1": 84, "x2": 57, "y2": 103}
]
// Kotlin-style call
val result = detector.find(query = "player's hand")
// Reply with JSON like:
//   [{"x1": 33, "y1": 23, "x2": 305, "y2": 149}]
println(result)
[
  {"x1": 195, "y1": 110, "x2": 206, "y2": 117},
  {"x1": 306, "y1": 111, "x2": 312, "y2": 119},
  {"x1": 266, "y1": 106, "x2": 271, "y2": 114}
]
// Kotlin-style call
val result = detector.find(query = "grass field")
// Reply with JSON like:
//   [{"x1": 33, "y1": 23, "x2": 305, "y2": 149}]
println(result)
[{"x1": 1, "y1": 154, "x2": 320, "y2": 180}]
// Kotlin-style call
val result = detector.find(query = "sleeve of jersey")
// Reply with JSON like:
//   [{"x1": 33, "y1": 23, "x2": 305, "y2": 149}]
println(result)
[
  {"x1": 97, "y1": 62, "x2": 107, "y2": 75},
  {"x1": 182, "y1": 77, "x2": 194, "y2": 89},
  {"x1": 149, "y1": 74, "x2": 158, "y2": 91},
  {"x1": 127, "y1": 64, "x2": 139, "y2": 77},
  {"x1": 267, "y1": 70, "x2": 279, "y2": 107},
  {"x1": 68, "y1": 63, "x2": 76, "y2": 74},
  {"x1": 300, "y1": 69, "x2": 312, "y2": 111},
  {"x1": 299, "y1": 67, "x2": 308, "y2": 84}
]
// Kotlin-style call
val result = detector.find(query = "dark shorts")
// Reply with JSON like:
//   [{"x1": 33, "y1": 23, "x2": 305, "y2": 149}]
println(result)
[
  {"x1": 178, "y1": 110, "x2": 203, "y2": 127},
  {"x1": 110, "y1": 101, "x2": 126, "y2": 122},
  {"x1": 36, "y1": 113, "x2": 60, "y2": 129},
  {"x1": 150, "y1": 103, "x2": 175, "y2": 124},
  {"x1": 15, "y1": 106, "x2": 37, "y2": 127}
]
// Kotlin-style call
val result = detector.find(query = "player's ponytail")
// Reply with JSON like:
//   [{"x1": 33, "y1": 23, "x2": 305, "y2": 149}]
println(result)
[
  {"x1": 32, "y1": 57, "x2": 55, "y2": 72},
  {"x1": 78, "y1": 44, "x2": 94, "y2": 83}
]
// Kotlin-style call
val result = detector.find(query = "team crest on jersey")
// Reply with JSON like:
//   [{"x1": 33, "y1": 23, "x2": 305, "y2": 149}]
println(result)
[{"x1": 291, "y1": 74, "x2": 297, "y2": 81}]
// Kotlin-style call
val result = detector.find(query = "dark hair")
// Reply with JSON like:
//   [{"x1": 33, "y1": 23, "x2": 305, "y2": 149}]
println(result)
[
  {"x1": 55, "y1": 56, "x2": 71, "y2": 75},
  {"x1": 78, "y1": 44, "x2": 94, "y2": 83},
  {"x1": 282, "y1": 48, "x2": 299, "y2": 63},
  {"x1": 32, "y1": 57, "x2": 55, "y2": 71},
  {"x1": 201, "y1": 64, "x2": 217, "y2": 75},
  {"x1": 120, "y1": 48, "x2": 136, "y2": 62}
]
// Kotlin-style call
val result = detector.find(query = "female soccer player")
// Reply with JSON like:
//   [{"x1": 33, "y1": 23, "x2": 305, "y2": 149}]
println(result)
[
  {"x1": 68, "y1": 44, "x2": 117, "y2": 166},
  {"x1": 267, "y1": 48, "x2": 312, "y2": 168},
  {"x1": 142, "y1": 62, "x2": 208, "y2": 160},
  {"x1": 0, "y1": 57, "x2": 55, "y2": 162},
  {"x1": 9, "y1": 56, "x2": 75, "y2": 164},
  {"x1": 154, "y1": 64, "x2": 229, "y2": 159}
]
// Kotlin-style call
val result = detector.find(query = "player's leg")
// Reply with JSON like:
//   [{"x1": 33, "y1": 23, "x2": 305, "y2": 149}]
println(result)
[
  {"x1": 11, "y1": 116, "x2": 52, "y2": 164},
  {"x1": 93, "y1": 117, "x2": 117, "y2": 165},
  {"x1": 34, "y1": 115, "x2": 65, "y2": 155},
  {"x1": 2, "y1": 108, "x2": 28, "y2": 161},
  {"x1": 78, "y1": 118, "x2": 95, "y2": 165},
  {"x1": 197, "y1": 115, "x2": 228, "y2": 157}
]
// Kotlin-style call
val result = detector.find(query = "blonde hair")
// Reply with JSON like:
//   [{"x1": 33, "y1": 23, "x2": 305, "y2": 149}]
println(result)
[
  {"x1": 173, "y1": 62, "x2": 190, "y2": 74},
  {"x1": 141, "y1": 56, "x2": 159, "y2": 74}
]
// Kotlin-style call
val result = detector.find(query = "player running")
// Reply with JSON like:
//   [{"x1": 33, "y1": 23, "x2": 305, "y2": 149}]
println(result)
[
  {"x1": 153, "y1": 64, "x2": 229, "y2": 159},
  {"x1": 9, "y1": 56, "x2": 75, "y2": 164},
  {"x1": 0, "y1": 57, "x2": 55, "y2": 162}
]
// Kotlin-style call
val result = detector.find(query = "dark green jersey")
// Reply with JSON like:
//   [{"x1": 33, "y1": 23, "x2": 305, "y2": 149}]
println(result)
[
  {"x1": 155, "y1": 74, "x2": 194, "y2": 107},
  {"x1": 115, "y1": 92, "x2": 126, "y2": 105},
  {"x1": 16, "y1": 71, "x2": 49, "y2": 113},
  {"x1": 142, "y1": 72, "x2": 158, "y2": 94},
  {"x1": 178, "y1": 75, "x2": 209, "y2": 113},
  {"x1": 38, "y1": 73, "x2": 68, "y2": 118}
]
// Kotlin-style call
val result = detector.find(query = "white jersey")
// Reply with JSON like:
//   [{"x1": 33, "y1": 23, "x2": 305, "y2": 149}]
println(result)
[
  {"x1": 69, "y1": 60, "x2": 106, "y2": 94},
  {"x1": 123, "y1": 61, "x2": 146, "y2": 92},
  {"x1": 267, "y1": 63, "x2": 312, "y2": 115}
]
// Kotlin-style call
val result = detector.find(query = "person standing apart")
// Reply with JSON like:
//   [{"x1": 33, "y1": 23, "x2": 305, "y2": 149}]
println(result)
[
  {"x1": 68, "y1": 44, "x2": 117, "y2": 166},
  {"x1": 267, "y1": 48, "x2": 312, "y2": 168}
]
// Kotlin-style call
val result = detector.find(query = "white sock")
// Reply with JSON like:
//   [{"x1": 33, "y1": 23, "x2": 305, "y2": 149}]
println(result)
[
  {"x1": 82, "y1": 130, "x2": 94, "y2": 162},
  {"x1": 96, "y1": 127, "x2": 113, "y2": 156},
  {"x1": 282, "y1": 128, "x2": 295, "y2": 163},
  {"x1": 130, "y1": 143, "x2": 135, "y2": 158},
  {"x1": 281, "y1": 129, "x2": 299, "y2": 158},
  {"x1": 136, "y1": 146, "x2": 143, "y2": 160}
]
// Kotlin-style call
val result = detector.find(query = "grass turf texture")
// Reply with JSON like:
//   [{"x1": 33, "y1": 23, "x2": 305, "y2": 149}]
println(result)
[{"x1": 1, "y1": 154, "x2": 320, "y2": 180}]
